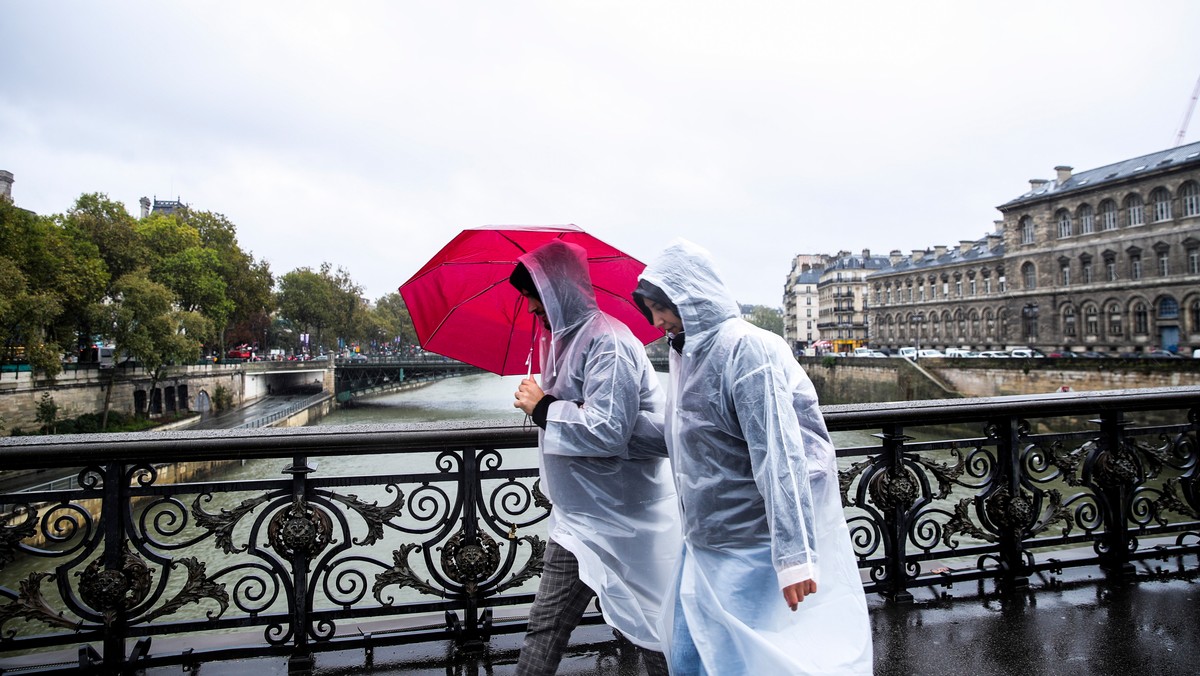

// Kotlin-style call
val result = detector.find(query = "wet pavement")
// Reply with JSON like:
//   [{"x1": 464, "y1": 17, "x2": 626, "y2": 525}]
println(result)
[{"x1": 126, "y1": 560, "x2": 1200, "y2": 675}]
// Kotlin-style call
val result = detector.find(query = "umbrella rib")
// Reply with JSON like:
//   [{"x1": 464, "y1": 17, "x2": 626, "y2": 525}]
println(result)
[{"x1": 500, "y1": 293, "x2": 531, "y2": 376}]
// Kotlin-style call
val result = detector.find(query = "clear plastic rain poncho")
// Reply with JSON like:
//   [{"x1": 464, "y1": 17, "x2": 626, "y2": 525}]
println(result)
[
  {"x1": 519, "y1": 240, "x2": 681, "y2": 651},
  {"x1": 638, "y1": 239, "x2": 873, "y2": 674}
]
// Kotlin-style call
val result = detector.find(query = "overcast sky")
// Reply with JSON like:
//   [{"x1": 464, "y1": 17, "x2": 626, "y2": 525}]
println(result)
[{"x1": 3, "y1": 1, "x2": 1199, "y2": 306}]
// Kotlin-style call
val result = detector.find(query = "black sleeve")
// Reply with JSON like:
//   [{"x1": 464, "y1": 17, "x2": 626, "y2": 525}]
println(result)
[{"x1": 531, "y1": 394, "x2": 559, "y2": 429}]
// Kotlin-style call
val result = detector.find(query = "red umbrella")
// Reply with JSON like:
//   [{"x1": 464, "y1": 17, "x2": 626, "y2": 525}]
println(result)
[{"x1": 398, "y1": 225, "x2": 662, "y2": 375}]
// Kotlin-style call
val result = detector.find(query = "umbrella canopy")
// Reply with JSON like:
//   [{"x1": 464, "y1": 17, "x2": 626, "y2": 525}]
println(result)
[{"x1": 399, "y1": 225, "x2": 663, "y2": 375}]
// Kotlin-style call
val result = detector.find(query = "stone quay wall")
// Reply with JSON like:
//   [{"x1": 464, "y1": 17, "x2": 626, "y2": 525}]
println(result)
[
  {"x1": 801, "y1": 357, "x2": 1200, "y2": 402},
  {"x1": 0, "y1": 364, "x2": 332, "y2": 434}
]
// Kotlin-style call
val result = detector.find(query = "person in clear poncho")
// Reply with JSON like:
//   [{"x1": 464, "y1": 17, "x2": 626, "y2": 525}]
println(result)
[
  {"x1": 633, "y1": 238, "x2": 873, "y2": 675},
  {"x1": 509, "y1": 240, "x2": 680, "y2": 676}
]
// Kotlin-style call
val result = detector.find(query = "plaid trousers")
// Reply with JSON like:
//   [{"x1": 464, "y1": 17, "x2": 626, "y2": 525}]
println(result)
[{"x1": 516, "y1": 540, "x2": 669, "y2": 676}]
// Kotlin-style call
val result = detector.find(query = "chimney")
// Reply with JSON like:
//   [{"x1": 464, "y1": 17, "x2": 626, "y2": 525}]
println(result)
[
  {"x1": 933, "y1": 245, "x2": 947, "y2": 258},
  {"x1": 889, "y1": 249, "x2": 904, "y2": 265},
  {"x1": 1029, "y1": 178, "x2": 1049, "y2": 192},
  {"x1": 1055, "y1": 165, "x2": 1073, "y2": 184},
  {"x1": 994, "y1": 219, "x2": 1005, "y2": 233},
  {"x1": 987, "y1": 233, "x2": 1003, "y2": 250},
  {"x1": 910, "y1": 249, "x2": 925, "y2": 262},
  {"x1": 862, "y1": 248, "x2": 871, "y2": 260},
  {"x1": 0, "y1": 170, "x2": 13, "y2": 202},
  {"x1": 139, "y1": 196, "x2": 151, "y2": 219},
  {"x1": 959, "y1": 240, "x2": 975, "y2": 254}
]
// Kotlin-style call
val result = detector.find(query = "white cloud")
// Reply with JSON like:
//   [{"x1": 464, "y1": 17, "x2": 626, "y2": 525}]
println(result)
[{"x1": 3, "y1": 0, "x2": 1199, "y2": 306}]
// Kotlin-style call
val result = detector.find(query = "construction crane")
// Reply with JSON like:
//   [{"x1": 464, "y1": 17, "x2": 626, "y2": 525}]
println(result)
[{"x1": 1175, "y1": 72, "x2": 1200, "y2": 147}]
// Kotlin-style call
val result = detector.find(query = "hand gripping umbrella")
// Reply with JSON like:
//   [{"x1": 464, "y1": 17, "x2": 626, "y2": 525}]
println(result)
[{"x1": 398, "y1": 225, "x2": 663, "y2": 376}]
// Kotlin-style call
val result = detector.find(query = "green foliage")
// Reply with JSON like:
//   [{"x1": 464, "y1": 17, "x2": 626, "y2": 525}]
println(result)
[
  {"x1": 277, "y1": 263, "x2": 364, "y2": 352},
  {"x1": 213, "y1": 384, "x2": 234, "y2": 411},
  {"x1": 821, "y1": 355, "x2": 838, "y2": 368},
  {"x1": 108, "y1": 271, "x2": 208, "y2": 383},
  {"x1": 35, "y1": 392, "x2": 59, "y2": 434},
  {"x1": 746, "y1": 305, "x2": 785, "y2": 336},
  {"x1": 10, "y1": 410, "x2": 158, "y2": 436},
  {"x1": 371, "y1": 292, "x2": 414, "y2": 348}
]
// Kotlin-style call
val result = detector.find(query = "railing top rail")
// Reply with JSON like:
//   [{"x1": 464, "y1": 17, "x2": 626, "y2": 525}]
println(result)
[
  {"x1": 821, "y1": 385, "x2": 1199, "y2": 430},
  {"x1": 1, "y1": 386, "x2": 1195, "y2": 469},
  {"x1": 0, "y1": 419, "x2": 540, "y2": 470}
]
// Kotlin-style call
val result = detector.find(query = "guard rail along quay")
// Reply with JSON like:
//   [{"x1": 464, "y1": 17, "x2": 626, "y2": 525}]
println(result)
[{"x1": 0, "y1": 386, "x2": 1197, "y2": 673}]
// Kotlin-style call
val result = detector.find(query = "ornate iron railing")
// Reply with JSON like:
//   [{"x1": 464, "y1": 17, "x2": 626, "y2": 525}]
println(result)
[{"x1": 0, "y1": 387, "x2": 1197, "y2": 673}]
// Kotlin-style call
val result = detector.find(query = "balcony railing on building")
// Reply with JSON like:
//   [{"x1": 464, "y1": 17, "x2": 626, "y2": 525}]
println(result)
[{"x1": 0, "y1": 387, "x2": 1197, "y2": 673}]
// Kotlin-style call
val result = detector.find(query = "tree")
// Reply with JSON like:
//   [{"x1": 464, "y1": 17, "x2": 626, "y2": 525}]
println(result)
[
  {"x1": 178, "y1": 209, "x2": 274, "y2": 353},
  {"x1": 371, "y1": 293, "x2": 415, "y2": 351},
  {"x1": 276, "y1": 263, "x2": 362, "y2": 354},
  {"x1": 101, "y1": 271, "x2": 209, "y2": 426},
  {"x1": 747, "y1": 305, "x2": 785, "y2": 337},
  {"x1": 1, "y1": 199, "x2": 107, "y2": 377},
  {"x1": 137, "y1": 213, "x2": 232, "y2": 334}
]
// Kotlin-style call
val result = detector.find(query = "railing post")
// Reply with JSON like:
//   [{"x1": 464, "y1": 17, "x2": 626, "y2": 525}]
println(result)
[
  {"x1": 993, "y1": 415, "x2": 1030, "y2": 591},
  {"x1": 283, "y1": 456, "x2": 316, "y2": 674},
  {"x1": 102, "y1": 462, "x2": 128, "y2": 671},
  {"x1": 457, "y1": 445, "x2": 486, "y2": 651},
  {"x1": 1094, "y1": 411, "x2": 1135, "y2": 580},
  {"x1": 877, "y1": 423, "x2": 914, "y2": 604}
]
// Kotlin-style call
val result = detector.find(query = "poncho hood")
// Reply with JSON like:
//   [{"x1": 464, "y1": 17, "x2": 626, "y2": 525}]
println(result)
[
  {"x1": 517, "y1": 239, "x2": 599, "y2": 338},
  {"x1": 638, "y1": 238, "x2": 741, "y2": 340}
]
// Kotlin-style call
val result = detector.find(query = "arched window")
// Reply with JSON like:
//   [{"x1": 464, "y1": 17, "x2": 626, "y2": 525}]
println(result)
[
  {"x1": 1108, "y1": 303, "x2": 1123, "y2": 336},
  {"x1": 1133, "y1": 302, "x2": 1149, "y2": 334},
  {"x1": 931, "y1": 313, "x2": 941, "y2": 338},
  {"x1": 1125, "y1": 194, "x2": 1145, "y2": 226},
  {"x1": 1057, "y1": 209, "x2": 1073, "y2": 238},
  {"x1": 969, "y1": 309, "x2": 980, "y2": 338},
  {"x1": 998, "y1": 309, "x2": 1009, "y2": 339},
  {"x1": 1159, "y1": 297, "x2": 1179, "y2": 319},
  {"x1": 1019, "y1": 216, "x2": 1035, "y2": 244},
  {"x1": 1182, "y1": 181, "x2": 1200, "y2": 217},
  {"x1": 1062, "y1": 305, "x2": 1077, "y2": 336},
  {"x1": 1151, "y1": 187, "x2": 1173, "y2": 222},
  {"x1": 1190, "y1": 299, "x2": 1200, "y2": 334},
  {"x1": 1078, "y1": 204, "x2": 1095, "y2": 234},
  {"x1": 1059, "y1": 257, "x2": 1071, "y2": 286},
  {"x1": 1084, "y1": 304, "x2": 1099, "y2": 336},
  {"x1": 984, "y1": 308, "x2": 995, "y2": 338},
  {"x1": 1099, "y1": 200, "x2": 1118, "y2": 230},
  {"x1": 1022, "y1": 262, "x2": 1037, "y2": 290}
]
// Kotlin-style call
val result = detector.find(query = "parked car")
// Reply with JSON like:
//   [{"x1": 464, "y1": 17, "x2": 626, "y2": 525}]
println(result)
[
  {"x1": 1047, "y1": 351, "x2": 1080, "y2": 358},
  {"x1": 896, "y1": 347, "x2": 917, "y2": 359},
  {"x1": 1009, "y1": 348, "x2": 1044, "y2": 358},
  {"x1": 344, "y1": 352, "x2": 369, "y2": 363},
  {"x1": 227, "y1": 346, "x2": 253, "y2": 359},
  {"x1": 1143, "y1": 349, "x2": 1182, "y2": 359},
  {"x1": 944, "y1": 348, "x2": 980, "y2": 358},
  {"x1": 916, "y1": 349, "x2": 945, "y2": 358},
  {"x1": 1077, "y1": 351, "x2": 1110, "y2": 358},
  {"x1": 978, "y1": 351, "x2": 1011, "y2": 358}
]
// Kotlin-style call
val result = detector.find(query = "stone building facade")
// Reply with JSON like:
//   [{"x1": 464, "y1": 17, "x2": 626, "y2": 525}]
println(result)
[
  {"x1": 816, "y1": 250, "x2": 891, "y2": 353},
  {"x1": 996, "y1": 141, "x2": 1200, "y2": 355},
  {"x1": 782, "y1": 254, "x2": 823, "y2": 351},
  {"x1": 862, "y1": 141, "x2": 1200, "y2": 356},
  {"x1": 867, "y1": 228, "x2": 1008, "y2": 353}
]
